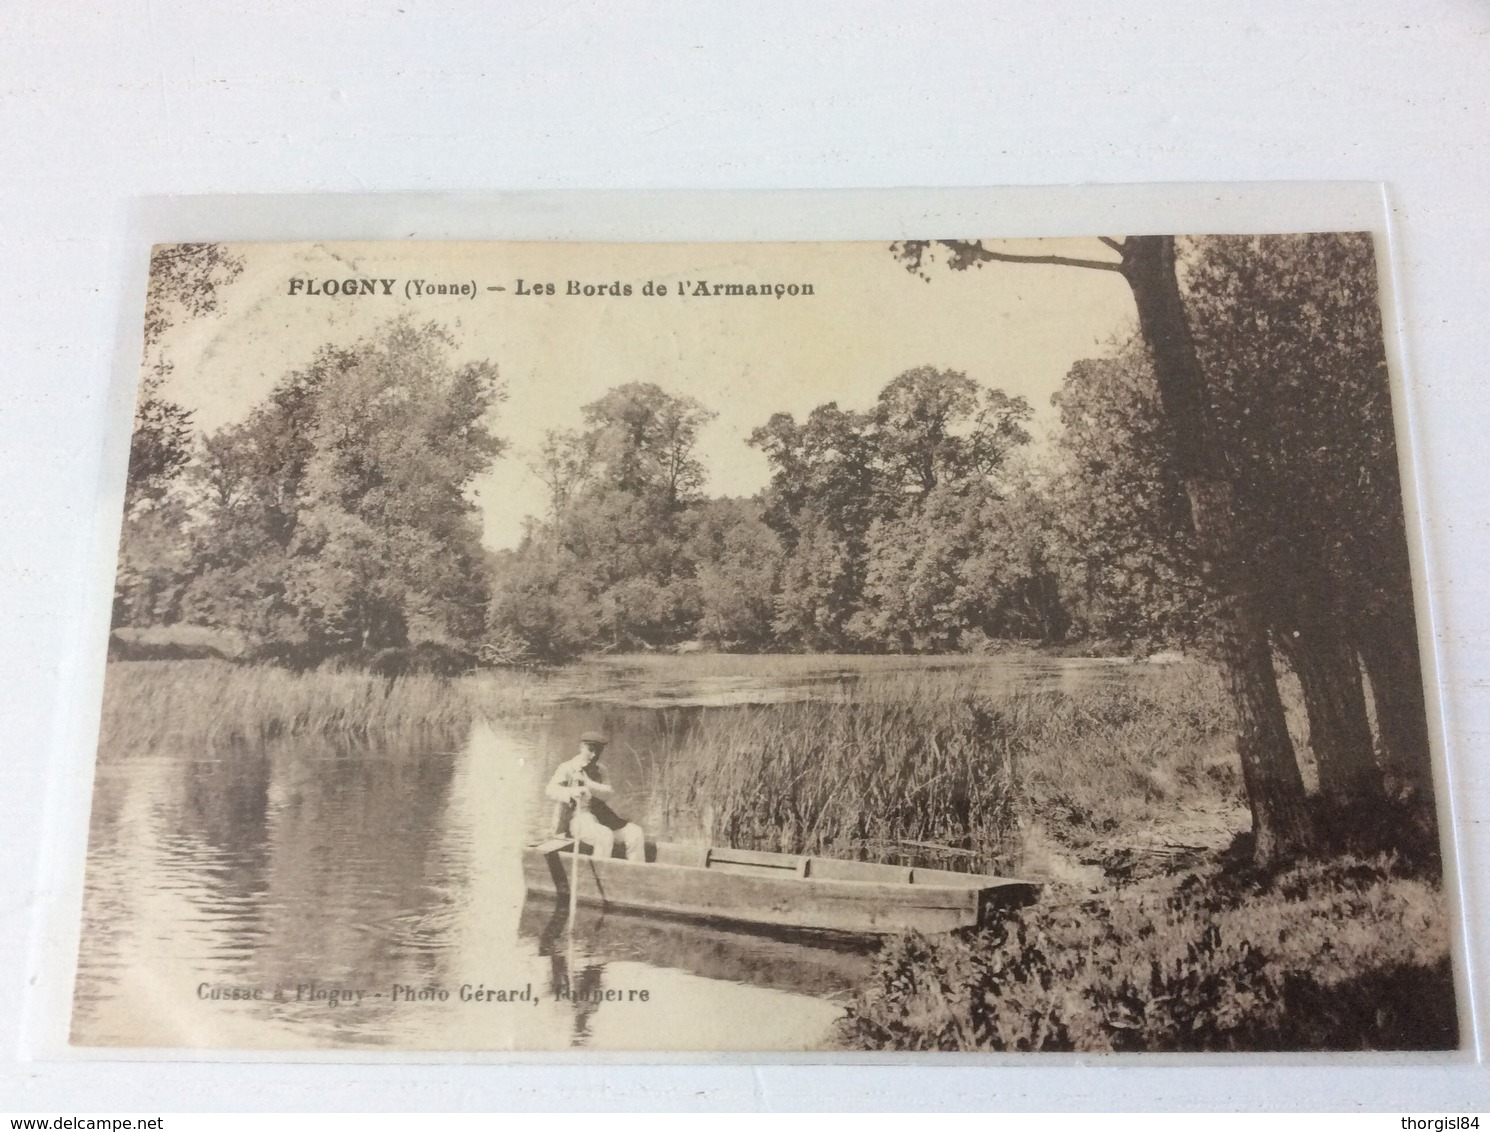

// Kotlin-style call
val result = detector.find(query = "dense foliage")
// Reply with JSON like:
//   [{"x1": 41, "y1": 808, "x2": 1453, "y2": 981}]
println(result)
[
  {"x1": 487, "y1": 383, "x2": 781, "y2": 660},
  {"x1": 839, "y1": 855, "x2": 1455, "y2": 1052},
  {"x1": 117, "y1": 317, "x2": 506, "y2": 661},
  {"x1": 488, "y1": 367, "x2": 1048, "y2": 658}
]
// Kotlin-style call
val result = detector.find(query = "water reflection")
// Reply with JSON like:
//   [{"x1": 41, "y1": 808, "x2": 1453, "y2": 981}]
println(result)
[
  {"x1": 532, "y1": 908, "x2": 608, "y2": 1047},
  {"x1": 522, "y1": 900, "x2": 872, "y2": 1002},
  {"x1": 72, "y1": 655, "x2": 1132, "y2": 1049}
]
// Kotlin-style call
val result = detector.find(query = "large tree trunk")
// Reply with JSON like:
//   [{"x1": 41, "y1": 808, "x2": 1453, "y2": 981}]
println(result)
[
  {"x1": 1122, "y1": 236, "x2": 1315, "y2": 864},
  {"x1": 1279, "y1": 591, "x2": 1383, "y2": 806},
  {"x1": 1355, "y1": 603, "x2": 1436, "y2": 803},
  {"x1": 1185, "y1": 480, "x2": 1318, "y2": 863}
]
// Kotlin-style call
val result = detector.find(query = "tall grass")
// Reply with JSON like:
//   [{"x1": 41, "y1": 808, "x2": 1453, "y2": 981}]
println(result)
[
  {"x1": 99, "y1": 660, "x2": 482, "y2": 753},
  {"x1": 655, "y1": 663, "x2": 1247, "y2": 869},
  {"x1": 1015, "y1": 664, "x2": 1244, "y2": 849},
  {"x1": 657, "y1": 693, "x2": 1023, "y2": 866}
]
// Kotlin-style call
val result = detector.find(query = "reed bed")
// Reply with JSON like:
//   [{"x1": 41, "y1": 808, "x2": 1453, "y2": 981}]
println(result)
[
  {"x1": 656, "y1": 662, "x2": 1245, "y2": 869},
  {"x1": 98, "y1": 659, "x2": 484, "y2": 752},
  {"x1": 656, "y1": 694, "x2": 1023, "y2": 867}
]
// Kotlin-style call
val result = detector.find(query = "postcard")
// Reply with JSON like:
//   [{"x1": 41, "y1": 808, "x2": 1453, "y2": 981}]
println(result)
[{"x1": 71, "y1": 230, "x2": 1460, "y2": 1052}]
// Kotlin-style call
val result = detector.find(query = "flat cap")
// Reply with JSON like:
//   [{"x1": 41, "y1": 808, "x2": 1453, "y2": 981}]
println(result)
[{"x1": 579, "y1": 730, "x2": 609, "y2": 747}]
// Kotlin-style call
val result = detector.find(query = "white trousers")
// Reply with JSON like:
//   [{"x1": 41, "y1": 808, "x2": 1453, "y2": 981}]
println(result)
[{"x1": 571, "y1": 810, "x2": 646, "y2": 861}]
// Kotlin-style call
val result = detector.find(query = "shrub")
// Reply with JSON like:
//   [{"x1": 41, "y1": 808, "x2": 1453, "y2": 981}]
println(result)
[{"x1": 837, "y1": 855, "x2": 1457, "y2": 1052}]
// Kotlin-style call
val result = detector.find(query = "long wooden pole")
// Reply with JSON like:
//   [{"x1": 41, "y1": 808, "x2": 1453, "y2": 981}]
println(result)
[{"x1": 567, "y1": 794, "x2": 581, "y2": 929}]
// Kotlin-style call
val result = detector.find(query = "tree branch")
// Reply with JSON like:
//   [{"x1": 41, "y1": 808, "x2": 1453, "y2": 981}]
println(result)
[
  {"x1": 1097, "y1": 236, "x2": 1128, "y2": 255},
  {"x1": 940, "y1": 240, "x2": 1126, "y2": 274}
]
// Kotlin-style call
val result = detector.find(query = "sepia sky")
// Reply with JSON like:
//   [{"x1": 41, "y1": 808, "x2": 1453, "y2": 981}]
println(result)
[{"x1": 151, "y1": 239, "x2": 1138, "y2": 550}]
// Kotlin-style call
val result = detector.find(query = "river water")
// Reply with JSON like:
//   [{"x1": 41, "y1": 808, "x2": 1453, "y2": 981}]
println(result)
[{"x1": 71, "y1": 654, "x2": 1137, "y2": 1051}]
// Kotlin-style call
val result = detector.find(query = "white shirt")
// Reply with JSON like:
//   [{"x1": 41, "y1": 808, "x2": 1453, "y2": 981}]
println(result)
[{"x1": 544, "y1": 753, "x2": 613, "y2": 815}]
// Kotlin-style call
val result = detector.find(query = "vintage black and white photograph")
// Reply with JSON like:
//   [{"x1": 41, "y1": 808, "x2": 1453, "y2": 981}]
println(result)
[{"x1": 72, "y1": 232, "x2": 1458, "y2": 1053}]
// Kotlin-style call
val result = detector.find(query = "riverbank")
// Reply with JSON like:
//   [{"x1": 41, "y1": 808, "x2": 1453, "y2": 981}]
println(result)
[{"x1": 836, "y1": 851, "x2": 1456, "y2": 1052}]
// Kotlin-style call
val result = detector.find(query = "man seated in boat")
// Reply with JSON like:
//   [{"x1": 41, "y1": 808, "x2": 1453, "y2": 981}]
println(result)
[{"x1": 545, "y1": 730, "x2": 646, "y2": 861}]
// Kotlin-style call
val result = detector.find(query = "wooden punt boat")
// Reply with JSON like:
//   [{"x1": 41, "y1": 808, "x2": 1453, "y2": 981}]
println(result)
[{"x1": 522, "y1": 839, "x2": 1038, "y2": 938}]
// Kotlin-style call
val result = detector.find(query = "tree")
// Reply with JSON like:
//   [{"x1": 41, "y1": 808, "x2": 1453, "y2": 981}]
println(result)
[
  {"x1": 1040, "y1": 234, "x2": 1434, "y2": 854},
  {"x1": 130, "y1": 243, "x2": 246, "y2": 506},
  {"x1": 177, "y1": 370, "x2": 320, "y2": 639},
  {"x1": 485, "y1": 524, "x2": 593, "y2": 664},
  {"x1": 872, "y1": 366, "x2": 1032, "y2": 504},
  {"x1": 185, "y1": 318, "x2": 506, "y2": 653},
  {"x1": 116, "y1": 367, "x2": 201, "y2": 627},
  {"x1": 750, "y1": 403, "x2": 880, "y2": 550},
  {"x1": 749, "y1": 404, "x2": 872, "y2": 648},
  {"x1": 581, "y1": 382, "x2": 715, "y2": 510},
  {"x1": 1183, "y1": 233, "x2": 1431, "y2": 810},
  {"x1": 751, "y1": 370, "x2": 1035, "y2": 653},
  {"x1": 896, "y1": 236, "x2": 1315, "y2": 864},
  {"x1": 852, "y1": 482, "x2": 988, "y2": 651},
  {"x1": 770, "y1": 508, "x2": 861, "y2": 650},
  {"x1": 124, "y1": 368, "x2": 195, "y2": 514},
  {"x1": 531, "y1": 428, "x2": 592, "y2": 520},
  {"x1": 490, "y1": 383, "x2": 721, "y2": 654},
  {"x1": 142, "y1": 243, "x2": 245, "y2": 352},
  {"x1": 963, "y1": 459, "x2": 1071, "y2": 643},
  {"x1": 114, "y1": 244, "x2": 245, "y2": 628},
  {"x1": 851, "y1": 368, "x2": 1039, "y2": 650},
  {"x1": 1050, "y1": 338, "x2": 1211, "y2": 650},
  {"x1": 685, "y1": 498, "x2": 782, "y2": 648}
]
